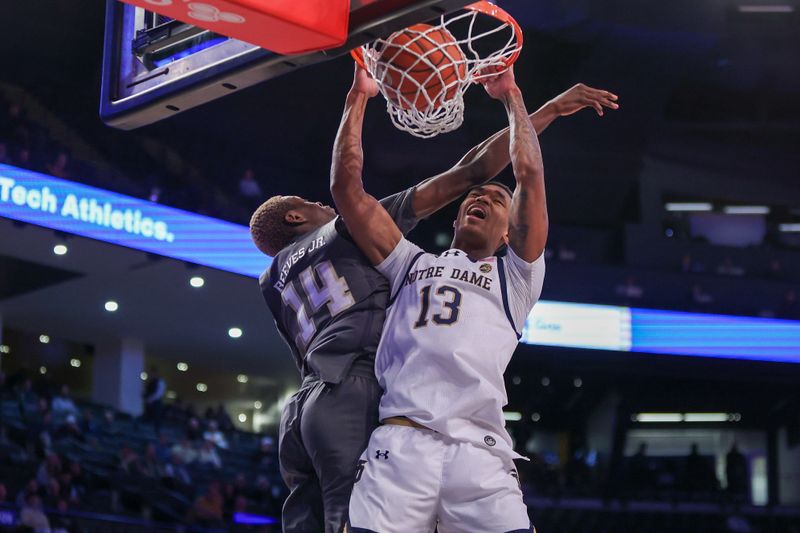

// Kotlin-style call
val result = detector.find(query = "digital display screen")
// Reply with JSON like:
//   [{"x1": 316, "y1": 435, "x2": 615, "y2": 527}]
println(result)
[
  {"x1": 2, "y1": 163, "x2": 799, "y2": 363},
  {"x1": 0, "y1": 164, "x2": 268, "y2": 277}
]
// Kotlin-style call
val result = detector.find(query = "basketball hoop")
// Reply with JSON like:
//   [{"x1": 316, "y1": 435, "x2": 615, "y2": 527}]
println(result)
[{"x1": 351, "y1": 1, "x2": 523, "y2": 138}]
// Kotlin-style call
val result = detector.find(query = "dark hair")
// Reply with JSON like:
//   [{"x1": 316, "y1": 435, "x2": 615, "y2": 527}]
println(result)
[
  {"x1": 250, "y1": 196, "x2": 300, "y2": 256},
  {"x1": 467, "y1": 180, "x2": 514, "y2": 199}
]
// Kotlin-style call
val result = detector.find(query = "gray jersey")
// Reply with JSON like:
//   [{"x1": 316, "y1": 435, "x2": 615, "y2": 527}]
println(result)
[{"x1": 260, "y1": 187, "x2": 418, "y2": 384}]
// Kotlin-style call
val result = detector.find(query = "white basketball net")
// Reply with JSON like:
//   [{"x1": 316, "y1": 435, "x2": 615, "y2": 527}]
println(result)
[{"x1": 358, "y1": 4, "x2": 522, "y2": 138}]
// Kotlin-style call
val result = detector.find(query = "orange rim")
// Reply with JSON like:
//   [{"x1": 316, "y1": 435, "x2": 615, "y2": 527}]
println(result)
[
  {"x1": 350, "y1": 0, "x2": 522, "y2": 69},
  {"x1": 464, "y1": 1, "x2": 523, "y2": 68}
]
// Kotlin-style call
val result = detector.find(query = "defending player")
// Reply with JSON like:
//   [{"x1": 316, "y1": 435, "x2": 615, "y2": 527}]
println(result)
[
  {"x1": 251, "y1": 73, "x2": 616, "y2": 532},
  {"x1": 331, "y1": 65, "x2": 551, "y2": 532}
]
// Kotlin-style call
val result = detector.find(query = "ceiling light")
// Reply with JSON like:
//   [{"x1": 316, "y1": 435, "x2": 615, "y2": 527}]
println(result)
[
  {"x1": 540, "y1": 376, "x2": 550, "y2": 387},
  {"x1": 511, "y1": 376, "x2": 521, "y2": 385},
  {"x1": 723, "y1": 205, "x2": 770, "y2": 215},
  {"x1": 573, "y1": 377, "x2": 583, "y2": 388},
  {"x1": 166, "y1": 390, "x2": 177, "y2": 399},
  {"x1": 70, "y1": 358, "x2": 81, "y2": 368},
  {"x1": 238, "y1": 413, "x2": 247, "y2": 423},
  {"x1": 189, "y1": 276, "x2": 205, "y2": 288},
  {"x1": 39, "y1": 366, "x2": 47, "y2": 375},
  {"x1": 634, "y1": 413, "x2": 683, "y2": 423},
  {"x1": 253, "y1": 400, "x2": 262, "y2": 409},
  {"x1": 196, "y1": 383, "x2": 207, "y2": 392},
  {"x1": 237, "y1": 374, "x2": 248, "y2": 383},
  {"x1": 778, "y1": 223, "x2": 800, "y2": 232},
  {"x1": 39, "y1": 335, "x2": 50, "y2": 344},
  {"x1": 531, "y1": 412, "x2": 541, "y2": 422},
  {"x1": 684, "y1": 412, "x2": 729, "y2": 423},
  {"x1": 0, "y1": 345, "x2": 9, "y2": 354},
  {"x1": 177, "y1": 362, "x2": 189, "y2": 372},
  {"x1": 53, "y1": 244, "x2": 68, "y2": 255},
  {"x1": 140, "y1": 372, "x2": 148, "y2": 381},
  {"x1": 104, "y1": 301, "x2": 119, "y2": 312},
  {"x1": 738, "y1": 4, "x2": 794, "y2": 13},
  {"x1": 665, "y1": 202, "x2": 713, "y2": 212},
  {"x1": 228, "y1": 327, "x2": 243, "y2": 338},
  {"x1": 503, "y1": 411, "x2": 522, "y2": 421}
]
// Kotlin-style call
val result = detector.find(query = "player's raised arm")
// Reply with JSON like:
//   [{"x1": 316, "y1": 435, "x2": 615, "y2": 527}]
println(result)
[
  {"x1": 330, "y1": 66, "x2": 403, "y2": 266},
  {"x1": 484, "y1": 67, "x2": 548, "y2": 262},
  {"x1": 411, "y1": 83, "x2": 617, "y2": 219}
]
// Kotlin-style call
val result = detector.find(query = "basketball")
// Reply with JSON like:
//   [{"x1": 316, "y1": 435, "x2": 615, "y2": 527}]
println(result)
[{"x1": 377, "y1": 24, "x2": 467, "y2": 111}]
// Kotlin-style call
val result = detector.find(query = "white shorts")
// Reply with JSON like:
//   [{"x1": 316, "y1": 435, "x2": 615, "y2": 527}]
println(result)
[{"x1": 348, "y1": 424, "x2": 532, "y2": 533}]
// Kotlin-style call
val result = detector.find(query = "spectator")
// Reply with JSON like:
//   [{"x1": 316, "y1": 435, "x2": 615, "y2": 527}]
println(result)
[
  {"x1": 197, "y1": 440, "x2": 222, "y2": 469},
  {"x1": 716, "y1": 256, "x2": 745, "y2": 276},
  {"x1": 37, "y1": 453, "x2": 62, "y2": 487},
  {"x1": 51, "y1": 385, "x2": 79, "y2": 416},
  {"x1": 43, "y1": 478, "x2": 61, "y2": 508},
  {"x1": 203, "y1": 420, "x2": 229, "y2": 449},
  {"x1": 13, "y1": 147, "x2": 33, "y2": 169},
  {"x1": 628, "y1": 442, "x2": 651, "y2": 491},
  {"x1": 140, "y1": 443, "x2": 165, "y2": 478},
  {"x1": 766, "y1": 259, "x2": 784, "y2": 281},
  {"x1": 0, "y1": 483, "x2": 6, "y2": 503},
  {"x1": 20, "y1": 493, "x2": 51, "y2": 532},
  {"x1": 616, "y1": 276, "x2": 643, "y2": 302},
  {"x1": 190, "y1": 481, "x2": 224, "y2": 528},
  {"x1": 171, "y1": 438, "x2": 198, "y2": 465},
  {"x1": 16, "y1": 479, "x2": 39, "y2": 506},
  {"x1": 186, "y1": 417, "x2": 203, "y2": 441},
  {"x1": 238, "y1": 168, "x2": 263, "y2": 200},
  {"x1": 779, "y1": 289, "x2": 800, "y2": 319},
  {"x1": 557, "y1": 244, "x2": 577, "y2": 262},
  {"x1": 46, "y1": 151, "x2": 71, "y2": 179},
  {"x1": 68, "y1": 462, "x2": 87, "y2": 498},
  {"x1": 725, "y1": 442, "x2": 749, "y2": 498},
  {"x1": 0, "y1": 142, "x2": 8, "y2": 164},
  {"x1": 164, "y1": 454, "x2": 192, "y2": 487},
  {"x1": 681, "y1": 253, "x2": 705, "y2": 274},
  {"x1": 119, "y1": 444, "x2": 143, "y2": 475},
  {"x1": 142, "y1": 367, "x2": 166, "y2": 430},
  {"x1": 80, "y1": 410, "x2": 100, "y2": 436},
  {"x1": 253, "y1": 436, "x2": 276, "y2": 468},
  {"x1": 17, "y1": 378, "x2": 38, "y2": 411},
  {"x1": 54, "y1": 414, "x2": 84, "y2": 442},
  {"x1": 215, "y1": 403, "x2": 234, "y2": 432},
  {"x1": 155, "y1": 432, "x2": 172, "y2": 462},
  {"x1": 691, "y1": 283, "x2": 714, "y2": 308},
  {"x1": 684, "y1": 442, "x2": 718, "y2": 492}
]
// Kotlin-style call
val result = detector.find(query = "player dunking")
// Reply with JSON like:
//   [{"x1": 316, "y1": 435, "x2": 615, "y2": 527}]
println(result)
[
  {"x1": 331, "y1": 65, "x2": 560, "y2": 532},
  {"x1": 250, "y1": 71, "x2": 617, "y2": 531}
]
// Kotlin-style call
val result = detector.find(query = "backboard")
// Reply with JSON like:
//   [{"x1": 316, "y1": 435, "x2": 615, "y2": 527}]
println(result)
[{"x1": 100, "y1": 0, "x2": 473, "y2": 130}]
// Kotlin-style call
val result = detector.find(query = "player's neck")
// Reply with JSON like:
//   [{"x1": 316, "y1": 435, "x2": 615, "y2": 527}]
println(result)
[{"x1": 450, "y1": 236, "x2": 496, "y2": 261}]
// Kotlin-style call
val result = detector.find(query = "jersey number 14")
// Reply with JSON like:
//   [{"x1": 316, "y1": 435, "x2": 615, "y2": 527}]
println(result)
[{"x1": 281, "y1": 261, "x2": 355, "y2": 347}]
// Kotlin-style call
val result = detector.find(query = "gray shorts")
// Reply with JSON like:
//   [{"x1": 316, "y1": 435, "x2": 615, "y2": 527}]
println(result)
[{"x1": 278, "y1": 357, "x2": 381, "y2": 533}]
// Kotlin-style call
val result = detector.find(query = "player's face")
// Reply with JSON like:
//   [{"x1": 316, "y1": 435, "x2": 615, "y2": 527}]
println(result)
[
  {"x1": 453, "y1": 184, "x2": 512, "y2": 249},
  {"x1": 285, "y1": 197, "x2": 337, "y2": 227}
]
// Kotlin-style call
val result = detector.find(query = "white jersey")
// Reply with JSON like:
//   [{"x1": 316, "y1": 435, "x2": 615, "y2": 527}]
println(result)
[{"x1": 375, "y1": 238, "x2": 545, "y2": 462}]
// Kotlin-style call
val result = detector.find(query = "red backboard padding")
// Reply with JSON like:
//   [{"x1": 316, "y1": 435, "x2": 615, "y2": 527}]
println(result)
[{"x1": 121, "y1": 0, "x2": 351, "y2": 55}]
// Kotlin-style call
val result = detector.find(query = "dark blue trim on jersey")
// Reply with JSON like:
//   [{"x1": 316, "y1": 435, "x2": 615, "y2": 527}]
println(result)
[
  {"x1": 497, "y1": 257, "x2": 523, "y2": 340},
  {"x1": 348, "y1": 527, "x2": 381, "y2": 533},
  {"x1": 503, "y1": 528, "x2": 535, "y2": 532},
  {"x1": 388, "y1": 251, "x2": 425, "y2": 306}
]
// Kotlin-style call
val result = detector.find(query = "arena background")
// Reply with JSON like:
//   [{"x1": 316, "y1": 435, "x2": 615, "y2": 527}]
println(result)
[{"x1": 0, "y1": 0, "x2": 799, "y2": 531}]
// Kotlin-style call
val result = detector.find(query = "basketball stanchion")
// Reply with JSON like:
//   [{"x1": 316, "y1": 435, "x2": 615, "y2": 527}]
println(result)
[{"x1": 352, "y1": 1, "x2": 523, "y2": 138}]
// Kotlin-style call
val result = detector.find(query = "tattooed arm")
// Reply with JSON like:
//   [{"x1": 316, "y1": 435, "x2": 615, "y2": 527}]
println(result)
[{"x1": 483, "y1": 67, "x2": 548, "y2": 262}]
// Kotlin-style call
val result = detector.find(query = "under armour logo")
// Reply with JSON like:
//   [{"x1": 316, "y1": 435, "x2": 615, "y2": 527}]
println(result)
[
  {"x1": 484, "y1": 435, "x2": 496, "y2": 447},
  {"x1": 441, "y1": 250, "x2": 461, "y2": 257},
  {"x1": 375, "y1": 450, "x2": 390, "y2": 460}
]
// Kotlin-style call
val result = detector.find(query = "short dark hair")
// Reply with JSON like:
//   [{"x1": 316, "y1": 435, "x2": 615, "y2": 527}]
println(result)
[
  {"x1": 250, "y1": 196, "x2": 300, "y2": 257},
  {"x1": 468, "y1": 181, "x2": 514, "y2": 199}
]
